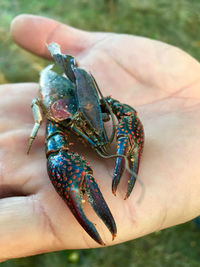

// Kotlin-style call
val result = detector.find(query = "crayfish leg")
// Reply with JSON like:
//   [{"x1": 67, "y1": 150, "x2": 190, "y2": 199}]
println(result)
[{"x1": 27, "y1": 98, "x2": 42, "y2": 154}]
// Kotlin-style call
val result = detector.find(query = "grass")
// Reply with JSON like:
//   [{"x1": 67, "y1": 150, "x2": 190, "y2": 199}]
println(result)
[
  {"x1": 0, "y1": 0, "x2": 200, "y2": 266},
  {"x1": 0, "y1": 0, "x2": 200, "y2": 84}
]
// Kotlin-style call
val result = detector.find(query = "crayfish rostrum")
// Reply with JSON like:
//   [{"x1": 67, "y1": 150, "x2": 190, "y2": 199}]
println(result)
[{"x1": 28, "y1": 43, "x2": 144, "y2": 245}]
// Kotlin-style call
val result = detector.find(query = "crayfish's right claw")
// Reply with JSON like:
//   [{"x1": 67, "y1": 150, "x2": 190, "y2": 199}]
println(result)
[
  {"x1": 62, "y1": 179, "x2": 105, "y2": 246},
  {"x1": 47, "y1": 150, "x2": 117, "y2": 245},
  {"x1": 84, "y1": 174, "x2": 117, "y2": 241}
]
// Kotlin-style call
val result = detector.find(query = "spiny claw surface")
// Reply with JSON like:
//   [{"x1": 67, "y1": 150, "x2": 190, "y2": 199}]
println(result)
[
  {"x1": 47, "y1": 150, "x2": 117, "y2": 245},
  {"x1": 113, "y1": 115, "x2": 144, "y2": 199}
]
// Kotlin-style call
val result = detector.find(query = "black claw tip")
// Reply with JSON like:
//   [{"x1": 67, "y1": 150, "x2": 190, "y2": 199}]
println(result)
[{"x1": 112, "y1": 232, "x2": 117, "y2": 241}]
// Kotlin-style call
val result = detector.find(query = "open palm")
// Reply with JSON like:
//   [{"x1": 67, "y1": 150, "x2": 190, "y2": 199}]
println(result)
[{"x1": 0, "y1": 14, "x2": 200, "y2": 261}]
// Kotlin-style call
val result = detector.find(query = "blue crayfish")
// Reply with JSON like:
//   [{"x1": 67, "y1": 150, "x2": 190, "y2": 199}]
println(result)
[{"x1": 28, "y1": 43, "x2": 144, "y2": 245}]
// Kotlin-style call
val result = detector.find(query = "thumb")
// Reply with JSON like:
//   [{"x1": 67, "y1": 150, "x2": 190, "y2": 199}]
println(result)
[{"x1": 11, "y1": 14, "x2": 99, "y2": 59}]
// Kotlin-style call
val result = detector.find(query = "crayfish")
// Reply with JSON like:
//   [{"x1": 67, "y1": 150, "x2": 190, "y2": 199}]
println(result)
[{"x1": 28, "y1": 43, "x2": 144, "y2": 245}]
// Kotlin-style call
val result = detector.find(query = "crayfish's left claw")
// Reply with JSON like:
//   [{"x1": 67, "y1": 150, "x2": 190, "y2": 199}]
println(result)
[
  {"x1": 124, "y1": 145, "x2": 141, "y2": 200},
  {"x1": 112, "y1": 136, "x2": 128, "y2": 196},
  {"x1": 113, "y1": 115, "x2": 144, "y2": 199},
  {"x1": 47, "y1": 150, "x2": 117, "y2": 245}
]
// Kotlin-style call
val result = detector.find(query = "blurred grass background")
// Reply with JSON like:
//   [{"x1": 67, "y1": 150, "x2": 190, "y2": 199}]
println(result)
[{"x1": 0, "y1": 0, "x2": 200, "y2": 266}]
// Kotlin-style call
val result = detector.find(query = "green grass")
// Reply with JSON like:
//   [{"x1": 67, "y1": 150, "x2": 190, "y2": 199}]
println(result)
[
  {"x1": 0, "y1": 0, "x2": 200, "y2": 83},
  {"x1": 0, "y1": 0, "x2": 200, "y2": 266}
]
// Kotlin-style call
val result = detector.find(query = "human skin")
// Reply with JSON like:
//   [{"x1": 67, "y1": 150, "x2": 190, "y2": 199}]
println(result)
[{"x1": 0, "y1": 14, "x2": 200, "y2": 261}]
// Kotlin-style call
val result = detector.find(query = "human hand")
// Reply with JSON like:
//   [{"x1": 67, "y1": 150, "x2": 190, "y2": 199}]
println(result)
[{"x1": 1, "y1": 14, "x2": 200, "y2": 261}]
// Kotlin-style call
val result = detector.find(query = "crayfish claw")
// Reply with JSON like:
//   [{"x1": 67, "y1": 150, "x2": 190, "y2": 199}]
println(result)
[
  {"x1": 113, "y1": 115, "x2": 144, "y2": 198},
  {"x1": 84, "y1": 174, "x2": 117, "y2": 240},
  {"x1": 47, "y1": 150, "x2": 116, "y2": 245},
  {"x1": 124, "y1": 146, "x2": 140, "y2": 200},
  {"x1": 112, "y1": 136, "x2": 128, "y2": 195},
  {"x1": 63, "y1": 185, "x2": 105, "y2": 246}
]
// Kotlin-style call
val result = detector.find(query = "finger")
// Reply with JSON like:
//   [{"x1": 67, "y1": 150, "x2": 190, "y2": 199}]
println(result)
[
  {"x1": 11, "y1": 14, "x2": 101, "y2": 59},
  {"x1": 0, "y1": 83, "x2": 38, "y2": 119},
  {"x1": 0, "y1": 83, "x2": 39, "y2": 135},
  {"x1": 0, "y1": 196, "x2": 58, "y2": 261}
]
